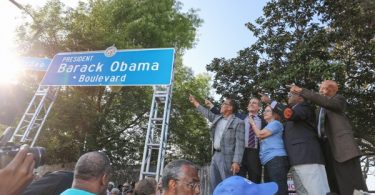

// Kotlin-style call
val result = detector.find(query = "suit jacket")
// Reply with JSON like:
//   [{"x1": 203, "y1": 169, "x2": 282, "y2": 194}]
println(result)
[
  {"x1": 211, "y1": 106, "x2": 266, "y2": 148},
  {"x1": 243, "y1": 114, "x2": 267, "y2": 148},
  {"x1": 197, "y1": 105, "x2": 245, "y2": 165},
  {"x1": 274, "y1": 101, "x2": 325, "y2": 166},
  {"x1": 300, "y1": 89, "x2": 361, "y2": 162}
]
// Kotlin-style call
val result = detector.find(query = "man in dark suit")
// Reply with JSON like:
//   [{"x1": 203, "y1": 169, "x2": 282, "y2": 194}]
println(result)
[
  {"x1": 270, "y1": 93, "x2": 330, "y2": 194},
  {"x1": 189, "y1": 95, "x2": 245, "y2": 194},
  {"x1": 290, "y1": 80, "x2": 368, "y2": 195},
  {"x1": 238, "y1": 98, "x2": 266, "y2": 183}
]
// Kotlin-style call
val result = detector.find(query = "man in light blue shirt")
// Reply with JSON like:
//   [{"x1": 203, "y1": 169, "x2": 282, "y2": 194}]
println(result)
[{"x1": 61, "y1": 151, "x2": 111, "y2": 195}]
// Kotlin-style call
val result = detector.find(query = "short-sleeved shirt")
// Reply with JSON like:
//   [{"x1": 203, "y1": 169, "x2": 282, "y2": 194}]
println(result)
[
  {"x1": 259, "y1": 120, "x2": 287, "y2": 165},
  {"x1": 60, "y1": 188, "x2": 96, "y2": 195}
]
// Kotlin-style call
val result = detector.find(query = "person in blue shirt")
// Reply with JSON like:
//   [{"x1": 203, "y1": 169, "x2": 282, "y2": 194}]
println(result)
[
  {"x1": 61, "y1": 151, "x2": 111, "y2": 195},
  {"x1": 249, "y1": 105, "x2": 289, "y2": 195}
]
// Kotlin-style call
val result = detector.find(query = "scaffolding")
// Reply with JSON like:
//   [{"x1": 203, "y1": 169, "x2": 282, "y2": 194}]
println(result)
[
  {"x1": 10, "y1": 85, "x2": 58, "y2": 147},
  {"x1": 139, "y1": 85, "x2": 173, "y2": 181}
]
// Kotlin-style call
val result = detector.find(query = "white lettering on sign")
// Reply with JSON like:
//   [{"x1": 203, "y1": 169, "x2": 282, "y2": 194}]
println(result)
[
  {"x1": 57, "y1": 61, "x2": 159, "y2": 74},
  {"x1": 78, "y1": 74, "x2": 127, "y2": 83},
  {"x1": 110, "y1": 61, "x2": 159, "y2": 72},
  {"x1": 57, "y1": 63, "x2": 104, "y2": 73},
  {"x1": 61, "y1": 55, "x2": 94, "y2": 63}
]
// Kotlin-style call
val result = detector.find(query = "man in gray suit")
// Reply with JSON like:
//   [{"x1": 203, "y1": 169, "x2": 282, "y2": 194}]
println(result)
[
  {"x1": 290, "y1": 80, "x2": 368, "y2": 195},
  {"x1": 189, "y1": 95, "x2": 245, "y2": 194}
]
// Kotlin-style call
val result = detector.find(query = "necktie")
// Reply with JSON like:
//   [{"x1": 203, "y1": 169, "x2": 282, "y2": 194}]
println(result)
[
  {"x1": 318, "y1": 107, "x2": 326, "y2": 138},
  {"x1": 248, "y1": 115, "x2": 256, "y2": 148}
]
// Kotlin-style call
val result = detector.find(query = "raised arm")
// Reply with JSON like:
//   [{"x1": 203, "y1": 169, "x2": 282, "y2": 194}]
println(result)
[
  {"x1": 189, "y1": 94, "x2": 217, "y2": 122},
  {"x1": 249, "y1": 116, "x2": 272, "y2": 139},
  {"x1": 291, "y1": 86, "x2": 346, "y2": 112}
]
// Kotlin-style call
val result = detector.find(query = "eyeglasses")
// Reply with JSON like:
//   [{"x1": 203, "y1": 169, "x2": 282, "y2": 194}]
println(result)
[
  {"x1": 264, "y1": 110, "x2": 272, "y2": 113},
  {"x1": 175, "y1": 179, "x2": 200, "y2": 190},
  {"x1": 288, "y1": 92, "x2": 299, "y2": 97},
  {"x1": 221, "y1": 102, "x2": 230, "y2": 106}
]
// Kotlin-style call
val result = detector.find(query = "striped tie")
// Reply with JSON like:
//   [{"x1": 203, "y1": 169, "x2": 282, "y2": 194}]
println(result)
[{"x1": 248, "y1": 115, "x2": 256, "y2": 148}]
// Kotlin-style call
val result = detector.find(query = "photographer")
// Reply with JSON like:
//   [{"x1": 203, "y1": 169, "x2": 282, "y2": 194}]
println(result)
[{"x1": 0, "y1": 145, "x2": 35, "y2": 195}]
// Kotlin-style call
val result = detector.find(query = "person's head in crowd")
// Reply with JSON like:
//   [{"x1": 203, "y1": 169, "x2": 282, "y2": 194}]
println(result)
[
  {"x1": 126, "y1": 189, "x2": 133, "y2": 195},
  {"x1": 33, "y1": 172, "x2": 42, "y2": 181},
  {"x1": 319, "y1": 80, "x2": 338, "y2": 97},
  {"x1": 287, "y1": 92, "x2": 304, "y2": 107},
  {"x1": 247, "y1": 97, "x2": 261, "y2": 114},
  {"x1": 263, "y1": 105, "x2": 281, "y2": 122},
  {"x1": 220, "y1": 98, "x2": 237, "y2": 116},
  {"x1": 122, "y1": 182, "x2": 131, "y2": 193},
  {"x1": 161, "y1": 159, "x2": 200, "y2": 195},
  {"x1": 134, "y1": 177, "x2": 157, "y2": 195},
  {"x1": 108, "y1": 181, "x2": 115, "y2": 192},
  {"x1": 213, "y1": 176, "x2": 278, "y2": 195},
  {"x1": 110, "y1": 187, "x2": 121, "y2": 195},
  {"x1": 117, "y1": 184, "x2": 123, "y2": 192},
  {"x1": 71, "y1": 151, "x2": 111, "y2": 195},
  {"x1": 131, "y1": 181, "x2": 136, "y2": 189}
]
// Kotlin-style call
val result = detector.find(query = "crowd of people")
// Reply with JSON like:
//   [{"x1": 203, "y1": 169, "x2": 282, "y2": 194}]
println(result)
[
  {"x1": 189, "y1": 80, "x2": 368, "y2": 195},
  {"x1": 0, "y1": 79, "x2": 369, "y2": 195}
]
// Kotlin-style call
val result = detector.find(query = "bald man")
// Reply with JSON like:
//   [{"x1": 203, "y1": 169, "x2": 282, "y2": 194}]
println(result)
[
  {"x1": 290, "y1": 80, "x2": 368, "y2": 195},
  {"x1": 61, "y1": 151, "x2": 111, "y2": 195}
]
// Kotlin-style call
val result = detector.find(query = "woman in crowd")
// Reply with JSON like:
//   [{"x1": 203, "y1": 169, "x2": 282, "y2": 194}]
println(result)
[{"x1": 249, "y1": 105, "x2": 289, "y2": 195}]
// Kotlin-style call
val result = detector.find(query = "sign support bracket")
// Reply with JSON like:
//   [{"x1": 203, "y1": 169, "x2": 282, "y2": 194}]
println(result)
[
  {"x1": 10, "y1": 85, "x2": 59, "y2": 146},
  {"x1": 139, "y1": 84, "x2": 173, "y2": 181}
]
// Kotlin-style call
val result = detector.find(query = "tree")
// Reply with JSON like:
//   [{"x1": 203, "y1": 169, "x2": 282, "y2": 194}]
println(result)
[
  {"x1": 207, "y1": 0, "x2": 375, "y2": 166},
  {"x1": 168, "y1": 56, "x2": 212, "y2": 165},
  {"x1": 11, "y1": 0, "x2": 212, "y2": 177}
]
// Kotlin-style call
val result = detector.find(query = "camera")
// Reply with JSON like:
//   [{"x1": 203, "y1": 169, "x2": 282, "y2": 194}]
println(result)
[
  {"x1": 0, "y1": 127, "x2": 46, "y2": 169},
  {"x1": 0, "y1": 143, "x2": 46, "y2": 169}
]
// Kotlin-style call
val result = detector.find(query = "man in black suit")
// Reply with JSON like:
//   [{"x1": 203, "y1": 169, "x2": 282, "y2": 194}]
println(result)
[
  {"x1": 265, "y1": 93, "x2": 330, "y2": 194},
  {"x1": 238, "y1": 98, "x2": 266, "y2": 183}
]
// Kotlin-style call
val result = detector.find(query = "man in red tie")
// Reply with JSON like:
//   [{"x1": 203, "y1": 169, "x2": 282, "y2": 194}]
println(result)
[{"x1": 238, "y1": 98, "x2": 266, "y2": 183}]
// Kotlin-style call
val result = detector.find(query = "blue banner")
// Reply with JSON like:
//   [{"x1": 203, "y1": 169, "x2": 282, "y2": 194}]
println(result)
[
  {"x1": 18, "y1": 57, "x2": 51, "y2": 71},
  {"x1": 40, "y1": 48, "x2": 175, "y2": 86}
]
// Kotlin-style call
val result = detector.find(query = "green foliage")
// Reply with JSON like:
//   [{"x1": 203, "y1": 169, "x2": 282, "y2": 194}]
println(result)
[
  {"x1": 12, "y1": 0, "x2": 211, "y2": 175},
  {"x1": 168, "y1": 56, "x2": 211, "y2": 165},
  {"x1": 207, "y1": 0, "x2": 375, "y2": 157}
]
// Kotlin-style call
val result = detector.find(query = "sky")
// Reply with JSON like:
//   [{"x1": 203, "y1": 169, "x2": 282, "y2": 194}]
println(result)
[
  {"x1": 0, "y1": 0, "x2": 374, "y2": 190},
  {"x1": 180, "y1": 0, "x2": 267, "y2": 75},
  {"x1": 0, "y1": 0, "x2": 267, "y2": 76}
]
